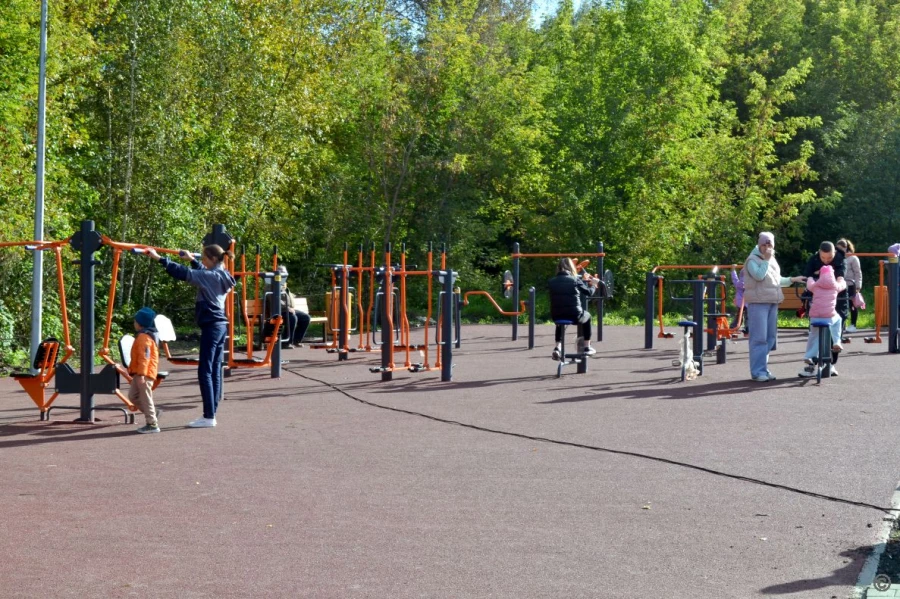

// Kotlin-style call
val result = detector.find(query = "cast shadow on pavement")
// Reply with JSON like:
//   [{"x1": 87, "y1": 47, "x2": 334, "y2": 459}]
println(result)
[
  {"x1": 542, "y1": 377, "x2": 812, "y2": 404},
  {"x1": 758, "y1": 545, "x2": 871, "y2": 594}
]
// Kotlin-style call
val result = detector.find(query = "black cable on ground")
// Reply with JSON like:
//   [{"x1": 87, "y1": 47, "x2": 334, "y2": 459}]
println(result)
[{"x1": 293, "y1": 370, "x2": 899, "y2": 515}]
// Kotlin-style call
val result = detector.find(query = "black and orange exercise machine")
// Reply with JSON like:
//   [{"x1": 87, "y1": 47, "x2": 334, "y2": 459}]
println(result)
[
  {"x1": 854, "y1": 253, "x2": 893, "y2": 345},
  {"x1": 123, "y1": 237, "x2": 284, "y2": 373},
  {"x1": 3, "y1": 238, "x2": 75, "y2": 416},
  {"x1": 368, "y1": 242, "x2": 458, "y2": 381},
  {"x1": 313, "y1": 242, "x2": 458, "y2": 376},
  {"x1": 644, "y1": 265, "x2": 746, "y2": 352},
  {"x1": 463, "y1": 242, "x2": 611, "y2": 349},
  {"x1": 229, "y1": 244, "x2": 283, "y2": 371}
]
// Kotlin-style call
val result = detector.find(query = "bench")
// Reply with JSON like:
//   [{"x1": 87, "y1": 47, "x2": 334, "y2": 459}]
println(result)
[
  {"x1": 779, "y1": 287, "x2": 806, "y2": 315},
  {"x1": 295, "y1": 296, "x2": 328, "y2": 342}
]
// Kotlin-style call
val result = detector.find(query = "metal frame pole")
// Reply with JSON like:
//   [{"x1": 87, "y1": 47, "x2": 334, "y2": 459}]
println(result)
[
  {"x1": 596, "y1": 241, "x2": 604, "y2": 342},
  {"x1": 512, "y1": 242, "x2": 520, "y2": 341},
  {"x1": 644, "y1": 272, "x2": 656, "y2": 349},
  {"x1": 29, "y1": 0, "x2": 50, "y2": 372}
]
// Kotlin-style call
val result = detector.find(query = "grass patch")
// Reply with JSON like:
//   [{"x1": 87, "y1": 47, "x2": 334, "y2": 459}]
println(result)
[{"x1": 875, "y1": 517, "x2": 900, "y2": 588}]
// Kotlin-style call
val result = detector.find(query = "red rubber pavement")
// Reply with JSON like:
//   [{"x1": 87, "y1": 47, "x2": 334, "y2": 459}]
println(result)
[{"x1": 0, "y1": 324, "x2": 896, "y2": 598}]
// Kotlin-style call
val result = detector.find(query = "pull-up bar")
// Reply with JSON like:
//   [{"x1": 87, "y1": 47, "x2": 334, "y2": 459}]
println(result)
[{"x1": 509, "y1": 242, "x2": 607, "y2": 343}]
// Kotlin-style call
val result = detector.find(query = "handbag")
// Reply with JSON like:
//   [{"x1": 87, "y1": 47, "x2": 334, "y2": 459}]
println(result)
[{"x1": 852, "y1": 291, "x2": 866, "y2": 310}]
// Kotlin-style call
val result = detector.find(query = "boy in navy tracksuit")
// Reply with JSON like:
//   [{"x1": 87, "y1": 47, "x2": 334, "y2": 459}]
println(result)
[{"x1": 146, "y1": 245, "x2": 236, "y2": 428}]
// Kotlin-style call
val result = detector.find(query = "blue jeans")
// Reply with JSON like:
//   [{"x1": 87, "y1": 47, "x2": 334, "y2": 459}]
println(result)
[
  {"x1": 198, "y1": 322, "x2": 227, "y2": 419},
  {"x1": 747, "y1": 303, "x2": 778, "y2": 378},
  {"x1": 803, "y1": 315, "x2": 842, "y2": 362}
]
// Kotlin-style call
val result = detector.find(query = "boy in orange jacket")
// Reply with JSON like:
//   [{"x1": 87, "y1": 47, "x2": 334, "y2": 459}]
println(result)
[{"x1": 131, "y1": 307, "x2": 160, "y2": 433}]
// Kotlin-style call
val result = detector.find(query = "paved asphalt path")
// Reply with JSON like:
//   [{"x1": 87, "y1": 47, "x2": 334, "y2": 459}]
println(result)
[{"x1": 1, "y1": 324, "x2": 897, "y2": 598}]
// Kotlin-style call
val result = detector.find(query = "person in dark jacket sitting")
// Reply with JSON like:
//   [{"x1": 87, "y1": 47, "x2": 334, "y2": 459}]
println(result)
[{"x1": 548, "y1": 257, "x2": 598, "y2": 359}]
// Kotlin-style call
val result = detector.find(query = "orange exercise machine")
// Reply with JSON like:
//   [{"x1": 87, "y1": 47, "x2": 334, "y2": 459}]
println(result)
[
  {"x1": 644, "y1": 264, "x2": 745, "y2": 351},
  {"x1": 3, "y1": 238, "x2": 75, "y2": 416},
  {"x1": 368, "y1": 242, "x2": 458, "y2": 381}
]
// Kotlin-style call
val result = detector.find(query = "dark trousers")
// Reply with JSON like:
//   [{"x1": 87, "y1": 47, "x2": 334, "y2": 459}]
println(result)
[
  {"x1": 198, "y1": 322, "x2": 227, "y2": 419},
  {"x1": 555, "y1": 311, "x2": 591, "y2": 342},
  {"x1": 283, "y1": 310, "x2": 311, "y2": 344},
  {"x1": 837, "y1": 289, "x2": 849, "y2": 332},
  {"x1": 846, "y1": 284, "x2": 859, "y2": 326}
]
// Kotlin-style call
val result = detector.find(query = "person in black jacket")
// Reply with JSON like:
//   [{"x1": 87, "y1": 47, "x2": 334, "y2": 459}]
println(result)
[
  {"x1": 548, "y1": 257, "x2": 598, "y2": 359},
  {"x1": 802, "y1": 241, "x2": 849, "y2": 339}
]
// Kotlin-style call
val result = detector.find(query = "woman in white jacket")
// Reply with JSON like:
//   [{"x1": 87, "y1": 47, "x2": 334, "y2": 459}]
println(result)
[{"x1": 743, "y1": 232, "x2": 806, "y2": 382}]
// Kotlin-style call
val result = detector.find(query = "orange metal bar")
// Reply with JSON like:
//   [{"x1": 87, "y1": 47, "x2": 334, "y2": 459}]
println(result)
[
  {"x1": 651, "y1": 264, "x2": 733, "y2": 274},
  {"x1": 52, "y1": 246, "x2": 74, "y2": 362},
  {"x1": 99, "y1": 236, "x2": 183, "y2": 256},
  {"x1": 239, "y1": 253, "x2": 255, "y2": 359},
  {"x1": 0, "y1": 238, "x2": 69, "y2": 249},
  {"x1": 399, "y1": 250, "x2": 410, "y2": 367},
  {"x1": 511, "y1": 252, "x2": 606, "y2": 258},
  {"x1": 462, "y1": 291, "x2": 527, "y2": 316},
  {"x1": 356, "y1": 247, "x2": 365, "y2": 350},
  {"x1": 366, "y1": 247, "x2": 375, "y2": 351},
  {"x1": 100, "y1": 247, "x2": 123, "y2": 358}
]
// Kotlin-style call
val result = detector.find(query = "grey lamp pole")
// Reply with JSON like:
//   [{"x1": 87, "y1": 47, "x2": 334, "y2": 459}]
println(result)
[{"x1": 30, "y1": 0, "x2": 49, "y2": 371}]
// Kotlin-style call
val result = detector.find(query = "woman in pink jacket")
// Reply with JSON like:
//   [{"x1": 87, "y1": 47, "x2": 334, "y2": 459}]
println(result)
[{"x1": 798, "y1": 264, "x2": 846, "y2": 377}]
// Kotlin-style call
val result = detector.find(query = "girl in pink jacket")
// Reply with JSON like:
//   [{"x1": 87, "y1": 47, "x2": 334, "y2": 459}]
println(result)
[{"x1": 799, "y1": 265, "x2": 846, "y2": 377}]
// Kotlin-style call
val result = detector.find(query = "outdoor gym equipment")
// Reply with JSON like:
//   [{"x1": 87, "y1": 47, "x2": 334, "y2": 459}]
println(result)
[
  {"x1": 644, "y1": 265, "x2": 740, "y2": 351},
  {"x1": 128, "y1": 234, "x2": 285, "y2": 377},
  {"x1": 885, "y1": 257, "x2": 900, "y2": 353},
  {"x1": 508, "y1": 242, "x2": 609, "y2": 342},
  {"x1": 661, "y1": 277, "x2": 730, "y2": 377},
  {"x1": 369, "y1": 243, "x2": 458, "y2": 381},
  {"x1": 673, "y1": 320, "x2": 700, "y2": 382},
  {"x1": 44, "y1": 221, "x2": 136, "y2": 421},
  {"x1": 462, "y1": 286, "x2": 536, "y2": 348},
  {"x1": 314, "y1": 242, "x2": 458, "y2": 376},
  {"x1": 855, "y1": 253, "x2": 895, "y2": 346},
  {"x1": 552, "y1": 319, "x2": 589, "y2": 378},
  {"x1": 1, "y1": 238, "x2": 75, "y2": 413},
  {"x1": 806, "y1": 320, "x2": 835, "y2": 383},
  {"x1": 234, "y1": 244, "x2": 288, "y2": 358}
]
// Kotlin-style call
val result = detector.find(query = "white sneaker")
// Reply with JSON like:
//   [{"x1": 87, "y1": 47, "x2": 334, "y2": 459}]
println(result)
[
  {"x1": 584, "y1": 346, "x2": 597, "y2": 357},
  {"x1": 846, "y1": 325, "x2": 857, "y2": 333},
  {"x1": 829, "y1": 367, "x2": 839, "y2": 377},
  {"x1": 751, "y1": 375, "x2": 769, "y2": 382},
  {"x1": 803, "y1": 358, "x2": 815, "y2": 365},
  {"x1": 187, "y1": 417, "x2": 216, "y2": 428},
  {"x1": 798, "y1": 365, "x2": 816, "y2": 378}
]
